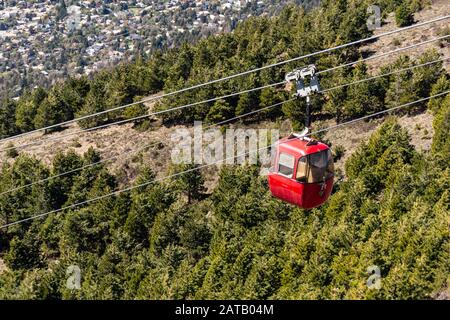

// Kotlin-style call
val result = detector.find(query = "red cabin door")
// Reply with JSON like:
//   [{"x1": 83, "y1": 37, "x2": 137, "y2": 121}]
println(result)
[
  {"x1": 276, "y1": 175, "x2": 303, "y2": 206},
  {"x1": 270, "y1": 151, "x2": 303, "y2": 206}
]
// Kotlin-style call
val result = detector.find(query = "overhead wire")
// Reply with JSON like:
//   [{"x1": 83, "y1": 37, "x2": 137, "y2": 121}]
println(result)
[
  {"x1": 0, "y1": 56, "x2": 447, "y2": 196},
  {"x1": 2, "y1": 90, "x2": 449, "y2": 229},
  {"x1": 2, "y1": 34, "x2": 447, "y2": 154},
  {"x1": 0, "y1": 99, "x2": 293, "y2": 197},
  {"x1": 0, "y1": 14, "x2": 448, "y2": 143},
  {"x1": 320, "y1": 56, "x2": 449, "y2": 93},
  {"x1": 0, "y1": 81, "x2": 285, "y2": 153},
  {"x1": 316, "y1": 34, "x2": 449, "y2": 76}
]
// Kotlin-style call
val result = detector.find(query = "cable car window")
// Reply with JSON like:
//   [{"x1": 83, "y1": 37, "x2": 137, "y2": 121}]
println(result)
[
  {"x1": 296, "y1": 156, "x2": 307, "y2": 182},
  {"x1": 269, "y1": 146, "x2": 277, "y2": 172},
  {"x1": 310, "y1": 151, "x2": 328, "y2": 168},
  {"x1": 278, "y1": 152, "x2": 295, "y2": 177},
  {"x1": 326, "y1": 149, "x2": 334, "y2": 179},
  {"x1": 306, "y1": 150, "x2": 334, "y2": 183}
]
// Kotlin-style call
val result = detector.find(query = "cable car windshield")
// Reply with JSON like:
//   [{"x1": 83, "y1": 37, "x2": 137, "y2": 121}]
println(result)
[
  {"x1": 296, "y1": 149, "x2": 334, "y2": 183},
  {"x1": 278, "y1": 152, "x2": 295, "y2": 177}
]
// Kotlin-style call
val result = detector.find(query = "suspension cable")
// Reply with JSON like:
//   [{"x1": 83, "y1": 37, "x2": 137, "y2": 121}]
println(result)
[
  {"x1": 317, "y1": 35, "x2": 449, "y2": 75},
  {"x1": 3, "y1": 33, "x2": 447, "y2": 154},
  {"x1": 2, "y1": 90, "x2": 448, "y2": 229},
  {"x1": 0, "y1": 14, "x2": 448, "y2": 143},
  {"x1": 320, "y1": 57, "x2": 449, "y2": 93},
  {"x1": 0, "y1": 99, "x2": 292, "y2": 197},
  {"x1": 0, "y1": 81, "x2": 285, "y2": 153},
  {"x1": 0, "y1": 56, "x2": 446, "y2": 196}
]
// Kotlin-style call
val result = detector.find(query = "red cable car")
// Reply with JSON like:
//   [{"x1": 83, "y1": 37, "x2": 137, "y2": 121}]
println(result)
[{"x1": 268, "y1": 133, "x2": 334, "y2": 209}]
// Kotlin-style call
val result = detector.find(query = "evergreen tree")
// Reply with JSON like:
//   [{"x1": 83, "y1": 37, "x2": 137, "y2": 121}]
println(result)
[
  {"x1": 76, "y1": 75, "x2": 108, "y2": 128},
  {"x1": 0, "y1": 98, "x2": 18, "y2": 138},
  {"x1": 205, "y1": 99, "x2": 232, "y2": 123},
  {"x1": 395, "y1": 2, "x2": 414, "y2": 27},
  {"x1": 34, "y1": 87, "x2": 73, "y2": 133},
  {"x1": 15, "y1": 97, "x2": 38, "y2": 132},
  {"x1": 170, "y1": 164, "x2": 206, "y2": 204}
]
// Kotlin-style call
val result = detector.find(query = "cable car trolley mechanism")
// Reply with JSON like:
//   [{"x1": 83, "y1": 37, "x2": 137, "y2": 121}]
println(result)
[{"x1": 268, "y1": 65, "x2": 334, "y2": 209}]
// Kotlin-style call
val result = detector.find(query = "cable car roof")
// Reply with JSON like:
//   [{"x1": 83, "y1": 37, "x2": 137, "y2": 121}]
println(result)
[{"x1": 276, "y1": 136, "x2": 329, "y2": 157}]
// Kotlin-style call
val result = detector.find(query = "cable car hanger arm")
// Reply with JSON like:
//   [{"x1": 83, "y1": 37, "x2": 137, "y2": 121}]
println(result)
[{"x1": 285, "y1": 64, "x2": 321, "y2": 131}]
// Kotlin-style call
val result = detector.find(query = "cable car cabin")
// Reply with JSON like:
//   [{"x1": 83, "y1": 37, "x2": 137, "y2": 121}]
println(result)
[{"x1": 268, "y1": 135, "x2": 334, "y2": 209}]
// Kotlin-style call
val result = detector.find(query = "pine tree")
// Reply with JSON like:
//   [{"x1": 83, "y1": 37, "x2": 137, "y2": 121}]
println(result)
[
  {"x1": 395, "y1": 2, "x2": 414, "y2": 27},
  {"x1": 170, "y1": 164, "x2": 205, "y2": 204},
  {"x1": 205, "y1": 99, "x2": 232, "y2": 123},
  {"x1": 15, "y1": 98, "x2": 37, "y2": 132},
  {"x1": 0, "y1": 98, "x2": 18, "y2": 138},
  {"x1": 56, "y1": 0, "x2": 68, "y2": 21},
  {"x1": 76, "y1": 75, "x2": 108, "y2": 128},
  {"x1": 34, "y1": 87, "x2": 73, "y2": 133}
]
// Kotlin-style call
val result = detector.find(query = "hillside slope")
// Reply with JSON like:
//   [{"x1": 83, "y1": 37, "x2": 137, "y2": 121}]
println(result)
[{"x1": 0, "y1": 1, "x2": 448, "y2": 187}]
